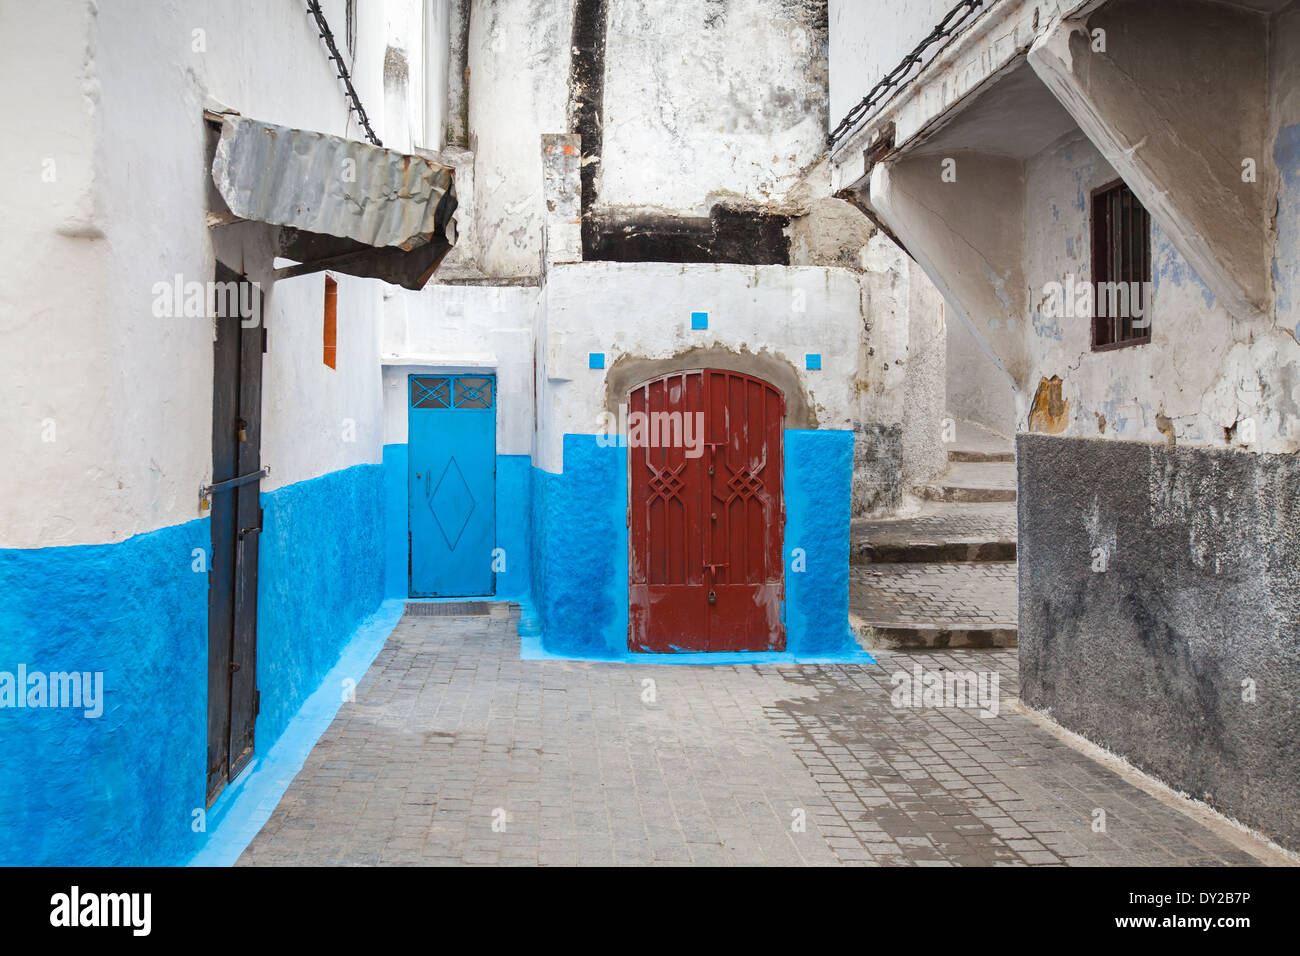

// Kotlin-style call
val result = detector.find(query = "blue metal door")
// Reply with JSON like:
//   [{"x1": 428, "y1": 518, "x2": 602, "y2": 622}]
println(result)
[{"x1": 408, "y1": 374, "x2": 496, "y2": 597}]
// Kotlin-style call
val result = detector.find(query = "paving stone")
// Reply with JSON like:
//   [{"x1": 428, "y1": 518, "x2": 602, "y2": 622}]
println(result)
[
  {"x1": 237, "y1": 614, "x2": 1263, "y2": 867},
  {"x1": 851, "y1": 562, "x2": 1018, "y2": 648}
]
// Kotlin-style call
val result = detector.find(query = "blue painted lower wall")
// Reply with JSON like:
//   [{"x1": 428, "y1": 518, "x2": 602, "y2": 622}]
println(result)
[
  {"x1": 1, "y1": 428, "x2": 853, "y2": 862},
  {"x1": 528, "y1": 430, "x2": 857, "y2": 659},
  {"x1": 784, "y1": 429, "x2": 856, "y2": 654},
  {"x1": 530, "y1": 436, "x2": 627, "y2": 657},
  {"x1": 255, "y1": 463, "x2": 385, "y2": 747},
  {"x1": 0, "y1": 519, "x2": 209, "y2": 866},
  {"x1": 0, "y1": 461, "x2": 388, "y2": 866}
]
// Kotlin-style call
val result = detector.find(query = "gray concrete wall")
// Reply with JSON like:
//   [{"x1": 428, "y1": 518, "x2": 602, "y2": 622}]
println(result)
[{"x1": 1017, "y1": 433, "x2": 1300, "y2": 850}]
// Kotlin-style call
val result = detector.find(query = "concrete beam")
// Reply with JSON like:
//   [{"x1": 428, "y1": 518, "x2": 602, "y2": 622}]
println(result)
[
  {"x1": 1028, "y1": 0, "x2": 1273, "y2": 322},
  {"x1": 867, "y1": 151, "x2": 1029, "y2": 393}
]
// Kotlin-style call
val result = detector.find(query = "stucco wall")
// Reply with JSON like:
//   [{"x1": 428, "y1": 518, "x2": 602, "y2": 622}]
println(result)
[
  {"x1": 1018, "y1": 433, "x2": 1300, "y2": 851},
  {"x1": 464, "y1": 0, "x2": 832, "y2": 275},
  {"x1": 1020, "y1": 130, "x2": 1300, "y2": 451},
  {"x1": 465, "y1": 0, "x2": 575, "y2": 275},
  {"x1": 947, "y1": 310, "x2": 1016, "y2": 436},
  {"x1": 827, "y1": 0, "x2": 955, "y2": 131},
  {"x1": 598, "y1": 0, "x2": 828, "y2": 216},
  {"x1": 1270, "y1": 4, "x2": 1300, "y2": 341},
  {"x1": 0, "y1": 0, "x2": 396, "y2": 548},
  {"x1": 0, "y1": 0, "x2": 423, "y2": 865},
  {"x1": 853, "y1": 234, "x2": 947, "y2": 512},
  {"x1": 535, "y1": 261, "x2": 860, "y2": 474}
]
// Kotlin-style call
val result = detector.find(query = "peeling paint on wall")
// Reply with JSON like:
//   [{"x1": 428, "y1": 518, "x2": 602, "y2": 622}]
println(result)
[{"x1": 1028, "y1": 375, "x2": 1068, "y2": 434}]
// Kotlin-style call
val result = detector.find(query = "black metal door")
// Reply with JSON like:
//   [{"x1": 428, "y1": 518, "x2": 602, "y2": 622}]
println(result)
[{"x1": 206, "y1": 265, "x2": 264, "y2": 804}]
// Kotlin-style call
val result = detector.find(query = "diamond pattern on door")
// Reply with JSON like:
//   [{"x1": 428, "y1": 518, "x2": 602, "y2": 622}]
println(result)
[
  {"x1": 428, "y1": 457, "x2": 477, "y2": 550},
  {"x1": 722, "y1": 464, "x2": 768, "y2": 504},
  {"x1": 647, "y1": 462, "x2": 686, "y2": 502}
]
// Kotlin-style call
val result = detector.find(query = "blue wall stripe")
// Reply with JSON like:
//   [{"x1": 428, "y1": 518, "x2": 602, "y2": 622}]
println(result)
[
  {"x1": 0, "y1": 519, "x2": 209, "y2": 866},
  {"x1": 525, "y1": 431, "x2": 869, "y2": 663},
  {"x1": 0, "y1": 461, "x2": 389, "y2": 866}
]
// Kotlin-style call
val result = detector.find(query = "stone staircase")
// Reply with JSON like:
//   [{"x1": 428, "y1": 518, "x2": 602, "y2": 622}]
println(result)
[{"x1": 850, "y1": 420, "x2": 1018, "y2": 650}]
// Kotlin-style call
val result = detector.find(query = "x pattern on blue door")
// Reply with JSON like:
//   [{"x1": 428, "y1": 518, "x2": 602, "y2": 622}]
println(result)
[{"x1": 408, "y1": 374, "x2": 496, "y2": 597}]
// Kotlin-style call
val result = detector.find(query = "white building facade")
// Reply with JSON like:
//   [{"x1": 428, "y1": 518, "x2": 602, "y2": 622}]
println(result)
[{"x1": 1, "y1": 0, "x2": 952, "y2": 864}]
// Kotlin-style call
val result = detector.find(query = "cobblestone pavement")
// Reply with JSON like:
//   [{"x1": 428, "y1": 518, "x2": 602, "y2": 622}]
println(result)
[
  {"x1": 850, "y1": 563, "x2": 1018, "y2": 628},
  {"x1": 237, "y1": 609, "x2": 1266, "y2": 866}
]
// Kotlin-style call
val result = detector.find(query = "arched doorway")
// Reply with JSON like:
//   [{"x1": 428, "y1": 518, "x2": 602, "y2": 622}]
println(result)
[{"x1": 627, "y1": 369, "x2": 785, "y2": 653}]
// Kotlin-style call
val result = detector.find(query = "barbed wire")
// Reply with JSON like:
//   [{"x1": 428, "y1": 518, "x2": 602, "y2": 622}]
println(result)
[
  {"x1": 306, "y1": 0, "x2": 382, "y2": 147},
  {"x1": 828, "y1": 0, "x2": 999, "y2": 150}
]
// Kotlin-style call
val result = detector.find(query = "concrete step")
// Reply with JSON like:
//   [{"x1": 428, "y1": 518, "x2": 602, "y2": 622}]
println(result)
[
  {"x1": 851, "y1": 502, "x2": 1016, "y2": 565},
  {"x1": 919, "y1": 462, "x2": 1017, "y2": 503},
  {"x1": 849, "y1": 562, "x2": 1017, "y2": 650},
  {"x1": 852, "y1": 619, "x2": 1018, "y2": 650},
  {"x1": 946, "y1": 419, "x2": 1014, "y2": 463}
]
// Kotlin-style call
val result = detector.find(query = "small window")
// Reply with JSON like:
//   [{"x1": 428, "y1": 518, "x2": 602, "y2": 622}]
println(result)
[
  {"x1": 454, "y1": 377, "x2": 493, "y2": 409},
  {"x1": 323, "y1": 275, "x2": 338, "y2": 369},
  {"x1": 1090, "y1": 180, "x2": 1152, "y2": 350},
  {"x1": 411, "y1": 377, "x2": 451, "y2": 408}
]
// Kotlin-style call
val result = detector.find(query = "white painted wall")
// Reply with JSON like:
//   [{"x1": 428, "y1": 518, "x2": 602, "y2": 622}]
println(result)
[
  {"x1": 465, "y1": 0, "x2": 574, "y2": 277},
  {"x1": 465, "y1": 0, "x2": 831, "y2": 275},
  {"x1": 534, "y1": 262, "x2": 861, "y2": 474},
  {"x1": 598, "y1": 0, "x2": 828, "y2": 216},
  {"x1": 0, "y1": 0, "x2": 443, "y2": 548},
  {"x1": 947, "y1": 312, "x2": 1016, "y2": 437},
  {"x1": 380, "y1": 284, "x2": 537, "y2": 455},
  {"x1": 856, "y1": 233, "x2": 948, "y2": 488},
  {"x1": 1269, "y1": 4, "x2": 1300, "y2": 340},
  {"x1": 828, "y1": 0, "x2": 956, "y2": 130},
  {"x1": 1021, "y1": 130, "x2": 1299, "y2": 449}
]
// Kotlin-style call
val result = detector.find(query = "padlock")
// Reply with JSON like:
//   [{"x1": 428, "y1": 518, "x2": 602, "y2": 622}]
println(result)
[{"x1": 708, "y1": 590, "x2": 716, "y2": 605}]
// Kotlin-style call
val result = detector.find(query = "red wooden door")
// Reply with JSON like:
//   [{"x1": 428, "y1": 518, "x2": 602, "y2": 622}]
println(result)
[{"x1": 628, "y1": 369, "x2": 785, "y2": 652}]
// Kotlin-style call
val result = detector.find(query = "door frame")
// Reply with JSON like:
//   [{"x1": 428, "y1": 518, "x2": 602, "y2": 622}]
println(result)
[
  {"x1": 626, "y1": 368, "x2": 786, "y2": 653},
  {"x1": 405, "y1": 370, "x2": 498, "y2": 598}
]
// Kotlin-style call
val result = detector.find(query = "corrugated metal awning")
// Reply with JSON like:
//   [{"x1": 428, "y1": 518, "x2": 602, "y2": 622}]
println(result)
[{"x1": 208, "y1": 113, "x2": 457, "y2": 289}]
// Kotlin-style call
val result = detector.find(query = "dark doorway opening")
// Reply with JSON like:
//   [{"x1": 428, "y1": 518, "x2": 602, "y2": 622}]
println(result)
[{"x1": 206, "y1": 264, "x2": 265, "y2": 805}]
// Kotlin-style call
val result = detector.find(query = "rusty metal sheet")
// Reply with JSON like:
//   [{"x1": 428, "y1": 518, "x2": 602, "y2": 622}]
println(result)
[{"x1": 211, "y1": 114, "x2": 455, "y2": 252}]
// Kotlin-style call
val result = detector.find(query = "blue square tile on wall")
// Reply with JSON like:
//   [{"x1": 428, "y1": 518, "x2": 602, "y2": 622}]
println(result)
[
  {"x1": 805, "y1": 353, "x2": 822, "y2": 370},
  {"x1": 589, "y1": 352, "x2": 605, "y2": 369},
  {"x1": 691, "y1": 311, "x2": 708, "y2": 330}
]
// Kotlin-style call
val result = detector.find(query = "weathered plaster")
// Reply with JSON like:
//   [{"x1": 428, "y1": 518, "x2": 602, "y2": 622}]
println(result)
[
  {"x1": 0, "y1": 0, "x2": 399, "y2": 547},
  {"x1": 534, "y1": 261, "x2": 860, "y2": 474},
  {"x1": 1019, "y1": 433, "x2": 1300, "y2": 851},
  {"x1": 598, "y1": 0, "x2": 828, "y2": 219},
  {"x1": 1028, "y1": 0, "x2": 1273, "y2": 323}
]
